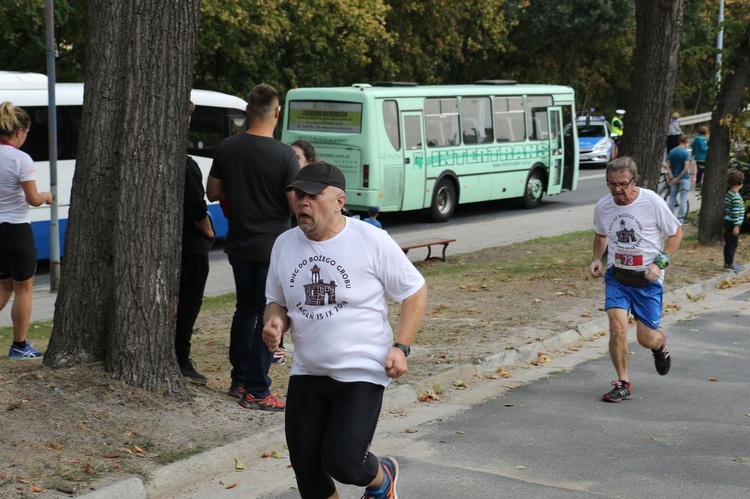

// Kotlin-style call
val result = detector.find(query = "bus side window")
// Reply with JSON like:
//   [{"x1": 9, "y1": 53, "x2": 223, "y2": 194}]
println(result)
[
  {"x1": 526, "y1": 95, "x2": 552, "y2": 141},
  {"x1": 461, "y1": 96, "x2": 492, "y2": 145},
  {"x1": 494, "y1": 96, "x2": 525, "y2": 143},
  {"x1": 383, "y1": 100, "x2": 400, "y2": 151},
  {"x1": 425, "y1": 98, "x2": 459, "y2": 147},
  {"x1": 20, "y1": 107, "x2": 50, "y2": 161},
  {"x1": 189, "y1": 106, "x2": 244, "y2": 158}
]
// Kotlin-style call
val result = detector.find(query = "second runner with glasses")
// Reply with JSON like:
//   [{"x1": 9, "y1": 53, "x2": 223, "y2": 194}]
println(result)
[{"x1": 589, "y1": 157, "x2": 683, "y2": 402}]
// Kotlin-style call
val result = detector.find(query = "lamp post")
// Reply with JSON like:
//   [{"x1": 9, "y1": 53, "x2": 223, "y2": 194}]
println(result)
[{"x1": 45, "y1": 0, "x2": 60, "y2": 291}]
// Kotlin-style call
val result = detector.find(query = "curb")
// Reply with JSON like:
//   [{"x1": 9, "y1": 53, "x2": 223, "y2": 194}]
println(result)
[{"x1": 79, "y1": 271, "x2": 737, "y2": 498}]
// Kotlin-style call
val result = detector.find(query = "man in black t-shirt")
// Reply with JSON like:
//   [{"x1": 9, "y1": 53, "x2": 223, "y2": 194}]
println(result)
[{"x1": 207, "y1": 84, "x2": 298, "y2": 412}]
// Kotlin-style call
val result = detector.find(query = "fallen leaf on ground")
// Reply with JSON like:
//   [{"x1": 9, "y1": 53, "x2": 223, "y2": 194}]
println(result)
[
  {"x1": 708, "y1": 377, "x2": 718, "y2": 382},
  {"x1": 47, "y1": 439, "x2": 62, "y2": 450},
  {"x1": 234, "y1": 458, "x2": 247, "y2": 470},
  {"x1": 226, "y1": 483, "x2": 238, "y2": 489},
  {"x1": 530, "y1": 352, "x2": 550, "y2": 365}
]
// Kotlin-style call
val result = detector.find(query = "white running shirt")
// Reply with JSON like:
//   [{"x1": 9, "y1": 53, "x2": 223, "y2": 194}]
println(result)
[
  {"x1": 0, "y1": 144, "x2": 35, "y2": 224},
  {"x1": 266, "y1": 217, "x2": 425, "y2": 387},
  {"x1": 593, "y1": 188, "x2": 681, "y2": 281}
]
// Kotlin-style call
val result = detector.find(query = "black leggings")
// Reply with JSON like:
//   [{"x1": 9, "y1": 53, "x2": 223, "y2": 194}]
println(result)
[
  {"x1": 724, "y1": 220, "x2": 740, "y2": 266},
  {"x1": 285, "y1": 375, "x2": 384, "y2": 499}
]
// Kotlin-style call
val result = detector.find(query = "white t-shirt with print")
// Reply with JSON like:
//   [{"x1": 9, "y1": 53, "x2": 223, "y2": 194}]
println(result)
[
  {"x1": 593, "y1": 188, "x2": 681, "y2": 281},
  {"x1": 266, "y1": 217, "x2": 425, "y2": 387},
  {"x1": 0, "y1": 145, "x2": 35, "y2": 224}
]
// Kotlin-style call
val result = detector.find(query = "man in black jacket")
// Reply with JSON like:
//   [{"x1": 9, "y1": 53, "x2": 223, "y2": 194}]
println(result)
[{"x1": 176, "y1": 101, "x2": 215, "y2": 384}]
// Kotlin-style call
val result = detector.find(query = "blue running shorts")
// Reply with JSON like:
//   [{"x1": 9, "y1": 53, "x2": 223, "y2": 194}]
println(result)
[{"x1": 604, "y1": 266, "x2": 663, "y2": 330}]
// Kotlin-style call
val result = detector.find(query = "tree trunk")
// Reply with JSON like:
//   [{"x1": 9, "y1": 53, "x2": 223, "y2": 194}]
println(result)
[
  {"x1": 621, "y1": 0, "x2": 683, "y2": 189},
  {"x1": 44, "y1": 0, "x2": 200, "y2": 395},
  {"x1": 698, "y1": 35, "x2": 750, "y2": 245}
]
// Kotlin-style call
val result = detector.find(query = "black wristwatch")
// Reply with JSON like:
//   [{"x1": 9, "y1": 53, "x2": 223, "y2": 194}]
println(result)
[{"x1": 393, "y1": 343, "x2": 411, "y2": 357}]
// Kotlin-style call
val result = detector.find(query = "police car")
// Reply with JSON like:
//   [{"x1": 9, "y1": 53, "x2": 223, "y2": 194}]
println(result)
[{"x1": 576, "y1": 116, "x2": 616, "y2": 167}]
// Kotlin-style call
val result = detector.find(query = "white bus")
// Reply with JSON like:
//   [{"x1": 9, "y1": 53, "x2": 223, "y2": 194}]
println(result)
[{"x1": 0, "y1": 71, "x2": 247, "y2": 260}]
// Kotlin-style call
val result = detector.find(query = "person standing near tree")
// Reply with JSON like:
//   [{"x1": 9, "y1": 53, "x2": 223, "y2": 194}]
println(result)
[
  {"x1": 666, "y1": 112, "x2": 682, "y2": 152},
  {"x1": 610, "y1": 110, "x2": 625, "y2": 159},
  {"x1": 207, "y1": 84, "x2": 299, "y2": 411},
  {"x1": 589, "y1": 157, "x2": 682, "y2": 403},
  {"x1": 263, "y1": 162, "x2": 427, "y2": 498},
  {"x1": 175, "y1": 101, "x2": 215, "y2": 384},
  {"x1": 0, "y1": 102, "x2": 52, "y2": 359},
  {"x1": 691, "y1": 125, "x2": 709, "y2": 188},
  {"x1": 667, "y1": 135, "x2": 691, "y2": 224}
]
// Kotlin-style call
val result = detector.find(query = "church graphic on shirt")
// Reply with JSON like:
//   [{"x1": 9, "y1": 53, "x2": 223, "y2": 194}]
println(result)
[
  {"x1": 616, "y1": 219, "x2": 637, "y2": 243},
  {"x1": 304, "y1": 264, "x2": 338, "y2": 306}
]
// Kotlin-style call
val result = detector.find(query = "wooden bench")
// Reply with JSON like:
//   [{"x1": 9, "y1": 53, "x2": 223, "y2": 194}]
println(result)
[{"x1": 400, "y1": 238, "x2": 456, "y2": 262}]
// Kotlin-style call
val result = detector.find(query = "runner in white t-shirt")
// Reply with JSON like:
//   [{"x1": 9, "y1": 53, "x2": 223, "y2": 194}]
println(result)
[
  {"x1": 263, "y1": 162, "x2": 427, "y2": 499},
  {"x1": 589, "y1": 157, "x2": 682, "y2": 403},
  {"x1": 0, "y1": 102, "x2": 52, "y2": 359}
]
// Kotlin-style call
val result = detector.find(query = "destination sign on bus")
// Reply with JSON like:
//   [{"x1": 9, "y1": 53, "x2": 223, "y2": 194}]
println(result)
[{"x1": 288, "y1": 101, "x2": 363, "y2": 133}]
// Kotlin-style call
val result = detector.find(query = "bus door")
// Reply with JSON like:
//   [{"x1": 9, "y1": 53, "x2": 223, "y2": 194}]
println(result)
[
  {"x1": 546, "y1": 106, "x2": 564, "y2": 195},
  {"x1": 401, "y1": 111, "x2": 427, "y2": 210}
]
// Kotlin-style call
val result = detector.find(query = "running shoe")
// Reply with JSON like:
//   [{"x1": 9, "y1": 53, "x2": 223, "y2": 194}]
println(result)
[
  {"x1": 724, "y1": 264, "x2": 744, "y2": 272},
  {"x1": 361, "y1": 457, "x2": 399, "y2": 499},
  {"x1": 652, "y1": 332, "x2": 671, "y2": 376},
  {"x1": 8, "y1": 344, "x2": 44, "y2": 359},
  {"x1": 602, "y1": 380, "x2": 632, "y2": 403},
  {"x1": 227, "y1": 384, "x2": 247, "y2": 399},
  {"x1": 239, "y1": 392, "x2": 285, "y2": 412},
  {"x1": 272, "y1": 347, "x2": 286, "y2": 364},
  {"x1": 180, "y1": 359, "x2": 207, "y2": 385}
]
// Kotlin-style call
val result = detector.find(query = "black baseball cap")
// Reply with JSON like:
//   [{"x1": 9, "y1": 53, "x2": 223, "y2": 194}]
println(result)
[{"x1": 285, "y1": 161, "x2": 346, "y2": 195}]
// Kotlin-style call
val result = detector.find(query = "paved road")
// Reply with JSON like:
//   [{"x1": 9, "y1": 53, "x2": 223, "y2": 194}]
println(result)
[{"x1": 160, "y1": 272, "x2": 750, "y2": 499}]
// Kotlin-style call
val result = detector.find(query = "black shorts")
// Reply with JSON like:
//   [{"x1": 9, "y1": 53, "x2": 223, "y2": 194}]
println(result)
[{"x1": 0, "y1": 223, "x2": 37, "y2": 281}]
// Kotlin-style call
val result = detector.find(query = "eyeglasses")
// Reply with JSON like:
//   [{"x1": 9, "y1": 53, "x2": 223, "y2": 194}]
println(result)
[{"x1": 606, "y1": 178, "x2": 635, "y2": 189}]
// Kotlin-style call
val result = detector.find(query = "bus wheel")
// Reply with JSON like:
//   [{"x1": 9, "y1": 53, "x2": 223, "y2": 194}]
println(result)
[
  {"x1": 523, "y1": 169, "x2": 545, "y2": 209},
  {"x1": 430, "y1": 179, "x2": 457, "y2": 222}
]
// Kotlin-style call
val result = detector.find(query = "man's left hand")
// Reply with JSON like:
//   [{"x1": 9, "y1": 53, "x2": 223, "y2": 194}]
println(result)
[
  {"x1": 645, "y1": 263, "x2": 662, "y2": 282},
  {"x1": 385, "y1": 347, "x2": 408, "y2": 378}
]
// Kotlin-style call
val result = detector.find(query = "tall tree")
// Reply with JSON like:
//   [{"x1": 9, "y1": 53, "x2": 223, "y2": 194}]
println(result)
[
  {"x1": 698, "y1": 8, "x2": 750, "y2": 244},
  {"x1": 502, "y1": 0, "x2": 634, "y2": 114},
  {"x1": 620, "y1": 0, "x2": 683, "y2": 189},
  {"x1": 43, "y1": 0, "x2": 201, "y2": 395}
]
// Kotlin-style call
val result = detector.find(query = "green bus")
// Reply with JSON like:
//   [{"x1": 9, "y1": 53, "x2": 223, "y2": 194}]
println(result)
[{"x1": 281, "y1": 81, "x2": 579, "y2": 222}]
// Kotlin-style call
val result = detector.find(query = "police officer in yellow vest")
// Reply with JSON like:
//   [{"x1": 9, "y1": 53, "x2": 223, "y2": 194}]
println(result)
[
  {"x1": 611, "y1": 109, "x2": 625, "y2": 137},
  {"x1": 611, "y1": 110, "x2": 625, "y2": 158}
]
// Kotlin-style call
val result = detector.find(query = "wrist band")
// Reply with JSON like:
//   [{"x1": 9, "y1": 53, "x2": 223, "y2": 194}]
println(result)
[{"x1": 654, "y1": 252, "x2": 670, "y2": 269}]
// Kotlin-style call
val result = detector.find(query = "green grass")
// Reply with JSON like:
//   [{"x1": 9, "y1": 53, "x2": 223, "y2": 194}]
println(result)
[{"x1": 0, "y1": 320, "x2": 53, "y2": 347}]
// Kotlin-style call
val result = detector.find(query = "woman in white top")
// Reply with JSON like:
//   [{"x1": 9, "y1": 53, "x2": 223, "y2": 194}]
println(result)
[{"x1": 0, "y1": 101, "x2": 52, "y2": 359}]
